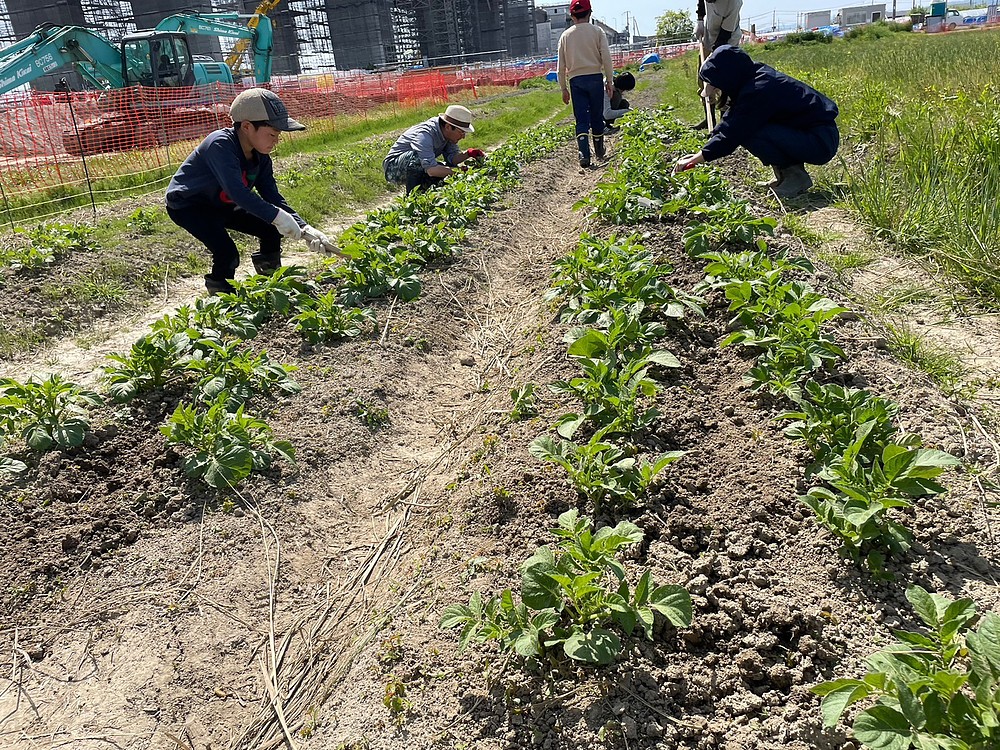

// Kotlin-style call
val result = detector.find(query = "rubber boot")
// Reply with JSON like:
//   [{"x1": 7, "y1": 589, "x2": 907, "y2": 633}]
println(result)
[
  {"x1": 773, "y1": 164, "x2": 813, "y2": 198},
  {"x1": 756, "y1": 165, "x2": 784, "y2": 189},
  {"x1": 205, "y1": 276, "x2": 236, "y2": 296},
  {"x1": 252, "y1": 252, "x2": 281, "y2": 276},
  {"x1": 593, "y1": 133, "x2": 606, "y2": 159},
  {"x1": 577, "y1": 134, "x2": 591, "y2": 168}
]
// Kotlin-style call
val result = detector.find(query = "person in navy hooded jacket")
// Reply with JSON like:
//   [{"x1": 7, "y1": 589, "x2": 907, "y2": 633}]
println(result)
[{"x1": 673, "y1": 45, "x2": 839, "y2": 198}]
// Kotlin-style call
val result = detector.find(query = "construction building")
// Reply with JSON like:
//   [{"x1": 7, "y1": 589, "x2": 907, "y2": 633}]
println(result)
[{"x1": 0, "y1": 0, "x2": 538, "y2": 87}]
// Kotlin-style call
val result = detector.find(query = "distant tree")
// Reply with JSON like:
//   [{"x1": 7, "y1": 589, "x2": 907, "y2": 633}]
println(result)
[{"x1": 655, "y1": 10, "x2": 694, "y2": 41}]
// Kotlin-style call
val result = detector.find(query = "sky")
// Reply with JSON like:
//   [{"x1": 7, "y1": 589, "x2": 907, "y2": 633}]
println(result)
[{"x1": 591, "y1": 0, "x2": 926, "y2": 36}]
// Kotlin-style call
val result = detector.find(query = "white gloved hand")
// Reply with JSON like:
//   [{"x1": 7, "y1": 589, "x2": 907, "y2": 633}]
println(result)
[
  {"x1": 272, "y1": 208, "x2": 302, "y2": 240},
  {"x1": 696, "y1": 19, "x2": 705, "y2": 40},
  {"x1": 302, "y1": 225, "x2": 332, "y2": 253}
]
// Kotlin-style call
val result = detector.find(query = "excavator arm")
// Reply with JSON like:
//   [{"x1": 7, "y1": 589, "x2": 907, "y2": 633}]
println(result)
[
  {"x1": 154, "y1": 13, "x2": 273, "y2": 83},
  {"x1": 224, "y1": 0, "x2": 282, "y2": 77},
  {"x1": 0, "y1": 25, "x2": 125, "y2": 96}
]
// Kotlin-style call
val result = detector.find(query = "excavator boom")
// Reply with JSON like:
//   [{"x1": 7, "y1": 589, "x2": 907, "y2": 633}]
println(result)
[{"x1": 0, "y1": 25, "x2": 127, "y2": 95}]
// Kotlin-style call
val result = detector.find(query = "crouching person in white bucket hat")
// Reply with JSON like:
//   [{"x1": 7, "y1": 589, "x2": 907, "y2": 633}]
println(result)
[{"x1": 382, "y1": 104, "x2": 486, "y2": 194}]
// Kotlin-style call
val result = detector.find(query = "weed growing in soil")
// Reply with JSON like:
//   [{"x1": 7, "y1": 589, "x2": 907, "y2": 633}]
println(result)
[
  {"x1": 355, "y1": 399, "x2": 390, "y2": 431},
  {"x1": 441, "y1": 510, "x2": 692, "y2": 665},
  {"x1": 509, "y1": 383, "x2": 538, "y2": 421},
  {"x1": 884, "y1": 322, "x2": 967, "y2": 393}
]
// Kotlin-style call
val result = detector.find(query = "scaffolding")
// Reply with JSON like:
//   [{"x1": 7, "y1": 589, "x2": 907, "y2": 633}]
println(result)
[{"x1": 0, "y1": 0, "x2": 537, "y2": 82}]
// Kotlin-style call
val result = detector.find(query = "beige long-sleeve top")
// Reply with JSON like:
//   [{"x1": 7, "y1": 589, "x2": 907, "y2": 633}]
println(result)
[{"x1": 557, "y1": 23, "x2": 614, "y2": 87}]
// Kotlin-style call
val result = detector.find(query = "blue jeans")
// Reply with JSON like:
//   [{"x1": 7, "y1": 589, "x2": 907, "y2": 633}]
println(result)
[
  {"x1": 570, "y1": 73, "x2": 606, "y2": 157},
  {"x1": 743, "y1": 123, "x2": 839, "y2": 169}
]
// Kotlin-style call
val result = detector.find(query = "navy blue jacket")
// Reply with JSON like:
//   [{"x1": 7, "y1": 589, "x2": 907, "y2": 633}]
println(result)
[
  {"x1": 700, "y1": 46, "x2": 839, "y2": 162},
  {"x1": 165, "y1": 128, "x2": 302, "y2": 226}
]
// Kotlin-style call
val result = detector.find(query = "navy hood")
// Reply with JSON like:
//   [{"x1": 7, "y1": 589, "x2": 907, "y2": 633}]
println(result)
[{"x1": 699, "y1": 45, "x2": 758, "y2": 95}]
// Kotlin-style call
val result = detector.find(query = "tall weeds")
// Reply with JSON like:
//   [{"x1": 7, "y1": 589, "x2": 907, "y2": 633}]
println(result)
[{"x1": 754, "y1": 31, "x2": 1000, "y2": 302}]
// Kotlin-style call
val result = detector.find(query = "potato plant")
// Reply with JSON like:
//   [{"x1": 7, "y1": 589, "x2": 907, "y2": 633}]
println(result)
[
  {"x1": 441, "y1": 510, "x2": 692, "y2": 665},
  {"x1": 547, "y1": 234, "x2": 703, "y2": 325},
  {"x1": 813, "y1": 586, "x2": 1000, "y2": 750},
  {"x1": 530, "y1": 431, "x2": 684, "y2": 510},
  {"x1": 0, "y1": 374, "x2": 102, "y2": 451},
  {"x1": 801, "y1": 429, "x2": 958, "y2": 574},
  {"x1": 293, "y1": 292, "x2": 375, "y2": 343},
  {"x1": 4, "y1": 222, "x2": 93, "y2": 271},
  {"x1": 161, "y1": 397, "x2": 296, "y2": 489}
]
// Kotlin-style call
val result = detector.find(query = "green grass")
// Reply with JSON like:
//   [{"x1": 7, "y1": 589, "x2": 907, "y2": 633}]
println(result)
[
  {"x1": 780, "y1": 212, "x2": 839, "y2": 248},
  {"x1": 657, "y1": 29, "x2": 1000, "y2": 304},
  {"x1": 870, "y1": 282, "x2": 937, "y2": 313},
  {"x1": 816, "y1": 246, "x2": 876, "y2": 273},
  {"x1": 884, "y1": 321, "x2": 967, "y2": 392}
]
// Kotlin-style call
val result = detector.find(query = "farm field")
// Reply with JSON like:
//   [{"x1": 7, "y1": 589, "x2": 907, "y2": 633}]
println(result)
[{"x1": 1, "y1": 36, "x2": 999, "y2": 750}]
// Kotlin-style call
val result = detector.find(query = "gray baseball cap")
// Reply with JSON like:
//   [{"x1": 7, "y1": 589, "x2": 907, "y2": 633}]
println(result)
[{"x1": 230, "y1": 88, "x2": 305, "y2": 132}]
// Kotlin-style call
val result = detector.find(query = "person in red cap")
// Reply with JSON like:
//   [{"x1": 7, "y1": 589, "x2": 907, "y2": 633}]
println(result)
[{"x1": 557, "y1": 0, "x2": 614, "y2": 168}]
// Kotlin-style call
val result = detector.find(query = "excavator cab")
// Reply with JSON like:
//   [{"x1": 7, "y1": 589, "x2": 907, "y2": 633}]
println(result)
[{"x1": 120, "y1": 32, "x2": 194, "y2": 87}]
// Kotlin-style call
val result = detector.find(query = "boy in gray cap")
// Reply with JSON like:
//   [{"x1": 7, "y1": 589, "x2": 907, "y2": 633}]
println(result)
[
  {"x1": 383, "y1": 104, "x2": 484, "y2": 194},
  {"x1": 165, "y1": 88, "x2": 332, "y2": 295}
]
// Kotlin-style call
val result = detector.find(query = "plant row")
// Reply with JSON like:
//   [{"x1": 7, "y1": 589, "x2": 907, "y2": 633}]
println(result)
[
  {"x1": 0, "y1": 125, "x2": 571, "y2": 490},
  {"x1": 581, "y1": 105, "x2": 993, "y2": 749}
]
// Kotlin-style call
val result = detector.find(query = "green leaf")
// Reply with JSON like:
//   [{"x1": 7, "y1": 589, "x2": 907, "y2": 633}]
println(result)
[
  {"x1": 440, "y1": 604, "x2": 474, "y2": 629},
  {"x1": 894, "y1": 679, "x2": 925, "y2": 730},
  {"x1": 645, "y1": 349, "x2": 682, "y2": 368},
  {"x1": 24, "y1": 424, "x2": 53, "y2": 452},
  {"x1": 562, "y1": 627, "x2": 621, "y2": 665},
  {"x1": 566, "y1": 330, "x2": 606, "y2": 359},
  {"x1": 200, "y1": 445, "x2": 253, "y2": 489},
  {"x1": 968, "y1": 613, "x2": 1000, "y2": 682},
  {"x1": 649, "y1": 585, "x2": 692, "y2": 627},
  {"x1": 555, "y1": 413, "x2": 585, "y2": 440},
  {"x1": 853, "y1": 705, "x2": 913, "y2": 750},
  {"x1": 907, "y1": 586, "x2": 940, "y2": 629},
  {"x1": 520, "y1": 548, "x2": 561, "y2": 611},
  {"x1": 812, "y1": 680, "x2": 871, "y2": 727},
  {"x1": 0, "y1": 456, "x2": 27, "y2": 474}
]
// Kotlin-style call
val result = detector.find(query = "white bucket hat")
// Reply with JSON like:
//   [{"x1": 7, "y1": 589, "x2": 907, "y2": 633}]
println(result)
[{"x1": 439, "y1": 104, "x2": 475, "y2": 133}]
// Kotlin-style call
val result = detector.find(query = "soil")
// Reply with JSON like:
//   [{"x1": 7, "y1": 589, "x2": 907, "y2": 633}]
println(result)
[{"x1": 1, "y1": 82, "x2": 999, "y2": 750}]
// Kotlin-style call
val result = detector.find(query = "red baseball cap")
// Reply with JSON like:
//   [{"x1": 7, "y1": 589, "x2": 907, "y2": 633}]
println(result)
[{"x1": 570, "y1": 0, "x2": 591, "y2": 14}]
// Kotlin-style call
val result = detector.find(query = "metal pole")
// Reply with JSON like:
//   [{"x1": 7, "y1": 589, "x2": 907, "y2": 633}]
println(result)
[
  {"x1": 58, "y1": 78, "x2": 97, "y2": 222},
  {"x1": 0, "y1": 176, "x2": 15, "y2": 231}
]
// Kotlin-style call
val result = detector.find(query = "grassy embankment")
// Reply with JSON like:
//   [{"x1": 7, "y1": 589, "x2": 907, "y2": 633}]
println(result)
[{"x1": 657, "y1": 27, "x2": 1000, "y2": 304}]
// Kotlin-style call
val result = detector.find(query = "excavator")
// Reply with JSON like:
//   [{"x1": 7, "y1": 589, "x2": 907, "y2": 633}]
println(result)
[
  {"x1": 0, "y1": 12, "x2": 273, "y2": 96},
  {"x1": 0, "y1": 12, "x2": 275, "y2": 155}
]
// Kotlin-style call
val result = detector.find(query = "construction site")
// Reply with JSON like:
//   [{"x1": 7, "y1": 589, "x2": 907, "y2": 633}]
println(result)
[{"x1": 0, "y1": 0, "x2": 539, "y2": 85}]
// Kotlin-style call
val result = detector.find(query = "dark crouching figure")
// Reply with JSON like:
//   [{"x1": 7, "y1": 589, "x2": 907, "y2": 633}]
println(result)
[
  {"x1": 674, "y1": 45, "x2": 839, "y2": 198},
  {"x1": 165, "y1": 88, "x2": 332, "y2": 295},
  {"x1": 603, "y1": 71, "x2": 636, "y2": 132}
]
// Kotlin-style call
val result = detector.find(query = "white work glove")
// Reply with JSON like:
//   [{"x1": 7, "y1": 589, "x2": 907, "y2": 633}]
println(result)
[
  {"x1": 302, "y1": 225, "x2": 331, "y2": 253},
  {"x1": 696, "y1": 19, "x2": 705, "y2": 40},
  {"x1": 272, "y1": 208, "x2": 302, "y2": 240}
]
